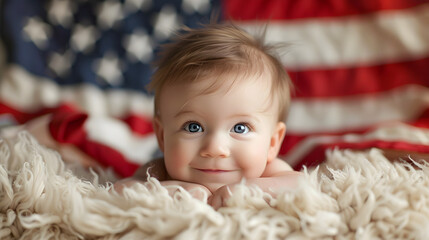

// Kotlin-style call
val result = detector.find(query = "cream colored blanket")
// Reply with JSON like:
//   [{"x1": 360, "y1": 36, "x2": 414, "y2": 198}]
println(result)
[{"x1": 1, "y1": 132, "x2": 429, "y2": 239}]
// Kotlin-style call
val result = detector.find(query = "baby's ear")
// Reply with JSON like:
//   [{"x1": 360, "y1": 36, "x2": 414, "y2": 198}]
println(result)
[
  {"x1": 267, "y1": 122, "x2": 286, "y2": 163},
  {"x1": 153, "y1": 117, "x2": 165, "y2": 152}
]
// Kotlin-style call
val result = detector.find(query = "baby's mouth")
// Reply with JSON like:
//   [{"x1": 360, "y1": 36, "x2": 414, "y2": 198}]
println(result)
[{"x1": 196, "y1": 168, "x2": 235, "y2": 173}]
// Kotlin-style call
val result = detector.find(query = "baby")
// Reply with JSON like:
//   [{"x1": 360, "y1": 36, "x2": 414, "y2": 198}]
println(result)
[{"x1": 116, "y1": 23, "x2": 301, "y2": 208}]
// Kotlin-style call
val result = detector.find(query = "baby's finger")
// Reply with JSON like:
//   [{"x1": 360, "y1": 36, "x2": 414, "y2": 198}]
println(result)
[
  {"x1": 208, "y1": 195, "x2": 224, "y2": 210},
  {"x1": 188, "y1": 187, "x2": 212, "y2": 201}
]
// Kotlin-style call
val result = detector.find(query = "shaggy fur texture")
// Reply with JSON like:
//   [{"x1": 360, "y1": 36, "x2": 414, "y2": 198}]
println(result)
[{"x1": 1, "y1": 132, "x2": 429, "y2": 239}]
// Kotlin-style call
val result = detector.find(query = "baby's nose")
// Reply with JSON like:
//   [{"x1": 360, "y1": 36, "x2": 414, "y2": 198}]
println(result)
[{"x1": 199, "y1": 134, "x2": 230, "y2": 158}]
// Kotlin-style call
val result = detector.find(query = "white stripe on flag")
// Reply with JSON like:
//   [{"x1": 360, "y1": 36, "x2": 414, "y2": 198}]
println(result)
[
  {"x1": 286, "y1": 84, "x2": 429, "y2": 133},
  {"x1": 283, "y1": 122, "x2": 429, "y2": 166},
  {"x1": 240, "y1": 3, "x2": 429, "y2": 69},
  {"x1": 0, "y1": 65, "x2": 154, "y2": 117},
  {"x1": 85, "y1": 116, "x2": 158, "y2": 164}
]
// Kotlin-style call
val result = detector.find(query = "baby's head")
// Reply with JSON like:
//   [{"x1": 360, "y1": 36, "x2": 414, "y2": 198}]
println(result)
[
  {"x1": 148, "y1": 23, "x2": 293, "y2": 191},
  {"x1": 149, "y1": 23, "x2": 292, "y2": 122}
]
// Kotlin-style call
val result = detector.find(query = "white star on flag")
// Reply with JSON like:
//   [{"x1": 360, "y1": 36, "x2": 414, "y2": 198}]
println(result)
[
  {"x1": 182, "y1": 0, "x2": 211, "y2": 14},
  {"x1": 123, "y1": 30, "x2": 153, "y2": 63},
  {"x1": 48, "y1": 50, "x2": 74, "y2": 77},
  {"x1": 124, "y1": 0, "x2": 152, "y2": 13},
  {"x1": 97, "y1": 0, "x2": 124, "y2": 29},
  {"x1": 93, "y1": 52, "x2": 124, "y2": 86},
  {"x1": 70, "y1": 24, "x2": 99, "y2": 53},
  {"x1": 48, "y1": 0, "x2": 75, "y2": 28},
  {"x1": 153, "y1": 5, "x2": 181, "y2": 40},
  {"x1": 22, "y1": 17, "x2": 52, "y2": 49}
]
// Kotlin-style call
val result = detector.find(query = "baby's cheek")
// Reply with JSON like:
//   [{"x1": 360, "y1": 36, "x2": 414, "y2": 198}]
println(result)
[
  {"x1": 236, "y1": 149, "x2": 267, "y2": 178},
  {"x1": 164, "y1": 141, "x2": 193, "y2": 178},
  {"x1": 242, "y1": 165, "x2": 266, "y2": 179}
]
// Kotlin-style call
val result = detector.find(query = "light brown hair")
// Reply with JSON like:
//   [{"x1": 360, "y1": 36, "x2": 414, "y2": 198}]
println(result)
[{"x1": 148, "y1": 23, "x2": 292, "y2": 122}]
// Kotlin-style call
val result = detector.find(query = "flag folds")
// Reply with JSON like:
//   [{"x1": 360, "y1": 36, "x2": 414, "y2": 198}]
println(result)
[{"x1": 1, "y1": 0, "x2": 428, "y2": 177}]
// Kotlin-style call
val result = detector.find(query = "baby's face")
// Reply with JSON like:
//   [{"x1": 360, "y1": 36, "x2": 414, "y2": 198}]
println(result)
[{"x1": 154, "y1": 72, "x2": 283, "y2": 192}]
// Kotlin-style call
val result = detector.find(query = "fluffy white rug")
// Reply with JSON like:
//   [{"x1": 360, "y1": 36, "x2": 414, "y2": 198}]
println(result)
[{"x1": 1, "y1": 132, "x2": 429, "y2": 239}]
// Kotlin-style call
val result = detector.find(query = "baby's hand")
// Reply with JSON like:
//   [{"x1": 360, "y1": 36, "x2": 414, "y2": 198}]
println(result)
[
  {"x1": 113, "y1": 178, "x2": 144, "y2": 194},
  {"x1": 160, "y1": 181, "x2": 212, "y2": 201},
  {"x1": 208, "y1": 184, "x2": 234, "y2": 210}
]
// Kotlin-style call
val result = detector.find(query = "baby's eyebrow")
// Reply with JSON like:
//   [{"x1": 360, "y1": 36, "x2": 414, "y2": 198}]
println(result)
[
  {"x1": 174, "y1": 110, "x2": 196, "y2": 118},
  {"x1": 229, "y1": 114, "x2": 261, "y2": 123}
]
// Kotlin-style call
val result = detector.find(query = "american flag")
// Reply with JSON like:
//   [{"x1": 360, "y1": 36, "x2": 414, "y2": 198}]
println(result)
[{"x1": 1, "y1": 0, "x2": 429, "y2": 177}]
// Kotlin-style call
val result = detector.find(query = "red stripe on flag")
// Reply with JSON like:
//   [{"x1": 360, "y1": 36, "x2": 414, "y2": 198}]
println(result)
[
  {"x1": 280, "y1": 112, "x2": 429, "y2": 159},
  {"x1": 280, "y1": 127, "x2": 369, "y2": 156},
  {"x1": 293, "y1": 140, "x2": 429, "y2": 171},
  {"x1": 0, "y1": 103, "x2": 62, "y2": 124},
  {"x1": 81, "y1": 140, "x2": 140, "y2": 177},
  {"x1": 414, "y1": 109, "x2": 429, "y2": 129},
  {"x1": 0, "y1": 102, "x2": 85, "y2": 124},
  {"x1": 1, "y1": 100, "x2": 154, "y2": 136},
  {"x1": 49, "y1": 109, "x2": 140, "y2": 177},
  {"x1": 121, "y1": 114, "x2": 154, "y2": 136},
  {"x1": 223, "y1": 0, "x2": 429, "y2": 20},
  {"x1": 289, "y1": 56, "x2": 429, "y2": 98}
]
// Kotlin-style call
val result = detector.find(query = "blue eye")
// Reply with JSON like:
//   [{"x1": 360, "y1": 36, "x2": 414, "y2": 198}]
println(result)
[
  {"x1": 184, "y1": 122, "x2": 203, "y2": 133},
  {"x1": 232, "y1": 123, "x2": 249, "y2": 134}
]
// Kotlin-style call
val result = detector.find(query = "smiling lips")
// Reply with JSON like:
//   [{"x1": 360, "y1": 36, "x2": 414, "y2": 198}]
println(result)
[{"x1": 196, "y1": 169, "x2": 235, "y2": 173}]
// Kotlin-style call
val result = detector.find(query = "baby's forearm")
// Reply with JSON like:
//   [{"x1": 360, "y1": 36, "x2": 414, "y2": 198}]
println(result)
[{"x1": 244, "y1": 171, "x2": 302, "y2": 193}]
